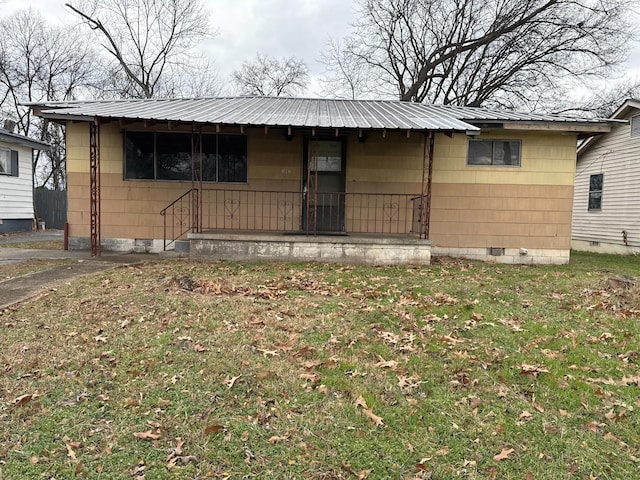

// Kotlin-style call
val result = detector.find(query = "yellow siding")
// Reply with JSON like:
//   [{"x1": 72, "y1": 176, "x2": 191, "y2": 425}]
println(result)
[{"x1": 64, "y1": 122, "x2": 578, "y2": 250}]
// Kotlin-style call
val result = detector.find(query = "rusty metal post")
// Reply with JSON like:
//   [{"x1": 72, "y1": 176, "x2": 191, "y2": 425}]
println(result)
[
  {"x1": 89, "y1": 119, "x2": 101, "y2": 256},
  {"x1": 423, "y1": 131, "x2": 435, "y2": 239}
]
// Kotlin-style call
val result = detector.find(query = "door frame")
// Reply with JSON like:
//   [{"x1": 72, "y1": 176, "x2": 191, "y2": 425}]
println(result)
[{"x1": 302, "y1": 136, "x2": 347, "y2": 233}]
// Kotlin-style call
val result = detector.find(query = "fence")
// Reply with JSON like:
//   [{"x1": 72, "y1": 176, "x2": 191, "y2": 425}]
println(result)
[{"x1": 34, "y1": 189, "x2": 67, "y2": 229}]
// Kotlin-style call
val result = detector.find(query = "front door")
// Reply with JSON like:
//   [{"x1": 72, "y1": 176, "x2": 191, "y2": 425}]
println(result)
[{"x1": 303, "y1": 139, "x2": 346, "y2": 233}]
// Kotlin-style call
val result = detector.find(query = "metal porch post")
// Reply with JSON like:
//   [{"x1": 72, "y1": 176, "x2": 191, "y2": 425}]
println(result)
[
  {"x1": 420, "y1": 131, "x2": 435, "y2": 240},
  {"x1": 89, "y1": 118, "x2": 101, "y2": 256}
]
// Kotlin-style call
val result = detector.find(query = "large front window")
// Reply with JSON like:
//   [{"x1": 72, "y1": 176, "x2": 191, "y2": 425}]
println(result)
[
  {"x1": 124, "y1": 131, "x2": 247, "y2": 182},
  {"x1": 467, "y1": 140, "x2": 521, "y2": 166}
]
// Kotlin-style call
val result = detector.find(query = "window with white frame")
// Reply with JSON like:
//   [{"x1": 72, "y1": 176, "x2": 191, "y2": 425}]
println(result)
[
  {"x1": 0, "y1": 148, "x2": 18, "y2": 176},
  {"x1": 631, "y1": 115, "x2": 640, "y2": 138},
  {"x1": 467, "y1": 139, "x2": 521, "y2": 166},
  {"x1": 588, "y1": 173, "x2": 603, "y2": 211}
]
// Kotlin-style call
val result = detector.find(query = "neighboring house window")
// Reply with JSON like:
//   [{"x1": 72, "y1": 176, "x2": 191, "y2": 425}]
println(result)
[
  {"x1": 631, "y1": 115, "x2": 640, "y2": 138},
  {"x1": 467, "y1": 140, "x2": 521, "y2": 166},
  {"x1": 588, "y1": 173, "x2": 603, "y2": 210},
  {"x1": 0, "y1": 148, "x2": 18, "y2": 176},
  {"x1": 124, "y1": 131, "x2": 247, "y2": 182}
]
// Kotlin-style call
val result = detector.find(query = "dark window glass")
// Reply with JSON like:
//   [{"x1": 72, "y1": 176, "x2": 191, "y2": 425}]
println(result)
[
  {"x1": 588, "y1": 173, "x2": 603, "y2": 210},
  {"x1": 124, "y1": 131, "x2": 247, "y2": 183},
  {"x1": 156, "y1": 132, "x2": 192, "y2": 180},
  {"x1": 125, "y1": 131, "x2": 154, "y2": 179},
  {"x1": 468, "y1": 140, "x2": 521, "y2": 166},
  {"x1": 218, "y1": 134, "x2": 247, "y2": 183}
]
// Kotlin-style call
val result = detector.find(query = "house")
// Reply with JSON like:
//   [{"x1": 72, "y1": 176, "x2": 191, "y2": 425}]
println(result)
[
  {"x1": 29, "y1": 96, "x2": 611, "y2": 264},
  {"x1": 572, "y1": 98, "x2": 640, "y2": 255},
  {"x1": 0, "y1": 126, "x2": 50, "y2": 233}
]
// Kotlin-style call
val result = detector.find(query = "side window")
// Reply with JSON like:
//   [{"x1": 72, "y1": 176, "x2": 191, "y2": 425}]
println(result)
[
  {"x1": 588, "y1": 173, "x2": 603, "y2": 211},
  {"x1": 467, "y1": 140, "x2": 521, "y2": 166},
  {"x1": 0, "y1": 148, "x2": 18, "y2": 176},
  {"x1": 631, "y1": 115, "x2": 640, "y2": 138}
]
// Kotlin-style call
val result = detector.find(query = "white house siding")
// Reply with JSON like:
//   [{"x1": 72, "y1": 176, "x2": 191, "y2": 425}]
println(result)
[
  {"x1": 0, "y1": 141, "x2": 33, "y2": 223},
  {"x1": 572, "y1": 111, "x2": 640, "y2": 252}
]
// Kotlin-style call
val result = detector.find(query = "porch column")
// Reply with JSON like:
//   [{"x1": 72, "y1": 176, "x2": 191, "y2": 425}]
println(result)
[
  {"x1": 421, "y1": 131, "x2": 435, "y2": 240},
  {"x1": 89, "y1": 118, "x2": 101, "y2": 257}
]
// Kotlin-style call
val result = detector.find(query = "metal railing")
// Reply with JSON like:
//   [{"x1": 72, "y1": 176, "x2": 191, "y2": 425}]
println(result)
[
  {"x1": 160, "y1": 188, "x2": 198, "y2": 250},
  {"x1": 199, "y1": 189, "x2": 426, "y2": 236}
]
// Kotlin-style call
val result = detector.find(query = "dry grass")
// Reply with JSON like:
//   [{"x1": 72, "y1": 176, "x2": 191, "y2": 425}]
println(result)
[{"x1": 1, "y1": 252, "x2": 640, "y2": 479}]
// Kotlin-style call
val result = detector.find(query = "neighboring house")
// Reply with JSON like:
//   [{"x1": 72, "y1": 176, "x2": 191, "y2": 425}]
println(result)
[
  {"x1": 0, "y1": 127, "x2": 50, "y2": 233},
  {"x1": 572, "y1": 98, "x2": 640, "y2": 255},
  {"x1": 31, "y1": 96, "x2": 610, "y2": 264}
]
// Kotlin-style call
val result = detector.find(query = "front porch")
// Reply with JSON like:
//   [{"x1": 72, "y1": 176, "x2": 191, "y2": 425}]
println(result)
[{"x1": 162, "y1": 187, "x2": 432, "y2": 264}]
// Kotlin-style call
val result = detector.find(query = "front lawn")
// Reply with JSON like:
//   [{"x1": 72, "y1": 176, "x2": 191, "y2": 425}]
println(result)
[{"x1": 1, "y1": 252, "x2": 639, "y2": 479}]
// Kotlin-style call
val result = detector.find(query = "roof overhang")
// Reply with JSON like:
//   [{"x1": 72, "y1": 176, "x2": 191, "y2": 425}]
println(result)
[{"x1": 0, "y1": 129, "x2": 50, "y2": 150}]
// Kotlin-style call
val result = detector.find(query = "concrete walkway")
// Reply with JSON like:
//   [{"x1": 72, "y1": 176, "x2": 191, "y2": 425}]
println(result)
[{"x1": 0, "y1": 230, "x2": 156, "y2": 309}]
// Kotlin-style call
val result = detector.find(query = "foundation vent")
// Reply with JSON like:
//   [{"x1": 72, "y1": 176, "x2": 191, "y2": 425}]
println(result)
[
  {"x1": 488, "y1": 247, "x2": 505, "y2": 256},
  {"x1": 589, "y1": 241, "x2": 600, "y2": 247}
]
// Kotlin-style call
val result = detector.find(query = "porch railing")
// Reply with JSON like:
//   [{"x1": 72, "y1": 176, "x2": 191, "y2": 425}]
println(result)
[
  {"x1": 160, "y1": 188, "x2": 198, "y2": 250},
  {"x1": 199, "y1": 189, "x2": 426, "y2": 236}
]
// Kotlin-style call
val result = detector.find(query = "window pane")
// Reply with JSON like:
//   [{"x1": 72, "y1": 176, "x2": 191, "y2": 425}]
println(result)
[
  {"x1": 125, "y1": 132, "x2": 154, "y2": 179},
  {"x1": 589, "y1": 192, "x2": 602, "y2": 210},
  {"x1": 467, "y1": 140, "x2": 493, "y2": 165},
  {"x1": 218, "y1": 134, "x2": 247, "y2": 183},
  {"x1": 310, "y1": 140, "x2": 342, "y2": 171},
  {"x1": 589, "y1": 174, "x2": 603, "y2": 191},
  {"x1": 156, "y1": 132, "x2": 192, "y2": 181},
  {"x1": 493, "y1": 141, "x2": 520, "y2": 166},
  {"x1": 192, "y1": 134, "x2": 217, "y2": 182}
]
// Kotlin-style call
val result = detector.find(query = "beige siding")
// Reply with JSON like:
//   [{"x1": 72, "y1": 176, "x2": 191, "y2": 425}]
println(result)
[
  {"x1": 573, "y1": 111, "x2": 640, "y2": 247},
  {"x1": 0, "y1": 142, "x2": 33, "y2": 220}
]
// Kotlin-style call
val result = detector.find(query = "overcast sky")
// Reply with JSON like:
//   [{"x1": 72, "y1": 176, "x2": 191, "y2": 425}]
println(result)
[{"x1": 2, "y1": 0, "x2": 639, "y2": 98}]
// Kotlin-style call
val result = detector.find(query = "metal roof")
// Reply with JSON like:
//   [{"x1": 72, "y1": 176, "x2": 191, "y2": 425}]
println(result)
[
  {"x1": 30, "y1": 96, "x2": 609, "y2": 133},
  {"x1": 0, "y1": 128, "x2": 50, "y2": 150}
]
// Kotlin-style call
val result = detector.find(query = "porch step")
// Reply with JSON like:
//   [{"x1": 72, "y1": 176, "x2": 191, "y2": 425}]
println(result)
[{"x1": 175, "y1": 240, "x2": 191, "y2": 253}]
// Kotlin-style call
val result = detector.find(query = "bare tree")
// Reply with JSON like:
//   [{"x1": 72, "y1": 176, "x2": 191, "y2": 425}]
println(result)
[
  {"x1": 552, "y1": 79, "x2": 640, "y2": 118},
  {"x1": 0, "y1": 9, "x2": 98, "y2": 189},
  {"x1": 319, "y1": 39, "x2": 370, "y2": 100},
  {"x1": 232, "y1": 53, "x2": 309, "y2": 97},
  {"x1": 65, "y1": 0, "x2": 218, "y2": 99},
  {"x1": 324, "y1": 0, "x2": 636, "y2": 109}
]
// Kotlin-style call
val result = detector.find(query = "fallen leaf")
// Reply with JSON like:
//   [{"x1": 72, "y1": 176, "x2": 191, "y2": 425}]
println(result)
[
  {"x1": 518, "y1": 410, "x2": 533, "y2": 420},
  {"x1": 224, "y1": 375, "x2": 241, "y2": 389},
  {"x1": 133, "y1": 430, "x2": 162, "y2": 440},
  {"x1": 268, "y1": 432, "x2": 291, "y2": 444},
  {"x1": 435, "y1": 446, "x2": 450, "y2": 456},
  {"x1": 354, "y1": 395, "x2": 369, "y2": 409},
  {"x1": 13, "y1": 394, "x2": 38, "y2": 407},
  {"x1": 204, "y1": 425, "x2": 224, "y2": 435},
  {"x1": 362, "y1": 408, "x2": 384, "y2": 426},
  {"x1": 493, "y1": 447, "x2": 515, "y2": 462}
]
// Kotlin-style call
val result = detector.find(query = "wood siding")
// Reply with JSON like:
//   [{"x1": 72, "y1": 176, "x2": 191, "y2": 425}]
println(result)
[
  {"x1": 0, "y1": 141, "x2": 33, "y2": 220},
  {"x1": 573, "y1": 110, "x2": 640, "y2": 247}
]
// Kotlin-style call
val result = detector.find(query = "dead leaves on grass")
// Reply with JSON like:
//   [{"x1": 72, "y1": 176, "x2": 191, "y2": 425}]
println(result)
[{"x1": 354, "y1": 395, "x2": 384, "y2": 426}]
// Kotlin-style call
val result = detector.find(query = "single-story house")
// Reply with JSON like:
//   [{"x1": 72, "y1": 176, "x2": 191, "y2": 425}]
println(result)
[
  {"x1": 572, "y1": 98, "x2": 640, "y2": 255},
  {"x1": 30, "y1": 96, "x2": 611, "y2": 264},
  {"x1": 0, "y1": 126, "x2": 50, "y2": 233}
]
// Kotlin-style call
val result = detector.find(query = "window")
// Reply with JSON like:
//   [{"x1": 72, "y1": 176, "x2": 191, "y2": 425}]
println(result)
[
  {"x1": 631, "y1": 115, "x2": 640, "y2": 138},
  {"x1": 588, "y1": 173, "x2": 603, "y2": 210},
  {"x1": 124, "y1": 131, "x2": 247, "y2": 182},
  {"x1": 467, "y1": 140, "x2": 521, "y2": 166},
  {"x1": 0, "y1": 148, "x2": 18, "y2": 176}
]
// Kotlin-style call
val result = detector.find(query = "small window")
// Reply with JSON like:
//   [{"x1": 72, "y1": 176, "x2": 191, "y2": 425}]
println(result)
[
  {"x1": 588, "y1": 173, "x2": 603, "y2": 210},
  {"x1": 0, "y1": 148, "x2": 18, "y2": 176},
  {"x1": 631, "y1": 115, "x2": 640, "y2": 138},
  {"x1": 467, "y1": 140, "x2": 521, "y2": 166}
]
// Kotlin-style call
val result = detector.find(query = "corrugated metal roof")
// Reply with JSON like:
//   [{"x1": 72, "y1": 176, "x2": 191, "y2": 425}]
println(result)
[{"x1": 31, "y1": 96, "x2": 608, "y2": 133}]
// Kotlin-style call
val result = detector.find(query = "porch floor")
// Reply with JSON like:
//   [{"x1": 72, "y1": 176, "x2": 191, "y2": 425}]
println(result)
[{"x1": 188, "y1": 231, "x2": 431, "y2": 265}]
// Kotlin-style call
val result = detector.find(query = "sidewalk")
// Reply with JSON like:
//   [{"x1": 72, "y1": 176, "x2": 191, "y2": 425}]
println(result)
[{"x1": 0, "y1": 229, "x2": 157, "y2": 309}]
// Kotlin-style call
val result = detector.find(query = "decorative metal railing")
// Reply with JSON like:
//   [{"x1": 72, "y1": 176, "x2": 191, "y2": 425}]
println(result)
[
  {"x1": 160, "y1": 188, "x2": 198, "y2": 250},
  {"x1": 199, "y1": 189, "x2": 426, "y2": 236}
]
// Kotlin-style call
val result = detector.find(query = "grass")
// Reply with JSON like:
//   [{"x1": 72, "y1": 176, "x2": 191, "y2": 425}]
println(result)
[
  {"x1": 0, "y1": 240, "x2": 64, "y2": 250},
  {"x1": 1, "y1": 251, "x2": 639, "y2": 479},
  {"x1": 0, "y1": 259, "x2": 72, "y2": 281}
]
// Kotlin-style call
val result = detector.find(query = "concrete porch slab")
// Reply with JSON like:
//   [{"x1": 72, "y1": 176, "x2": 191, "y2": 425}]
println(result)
[{"x1": 188, "y1": 232, "x2": 431, "y2": 265}]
